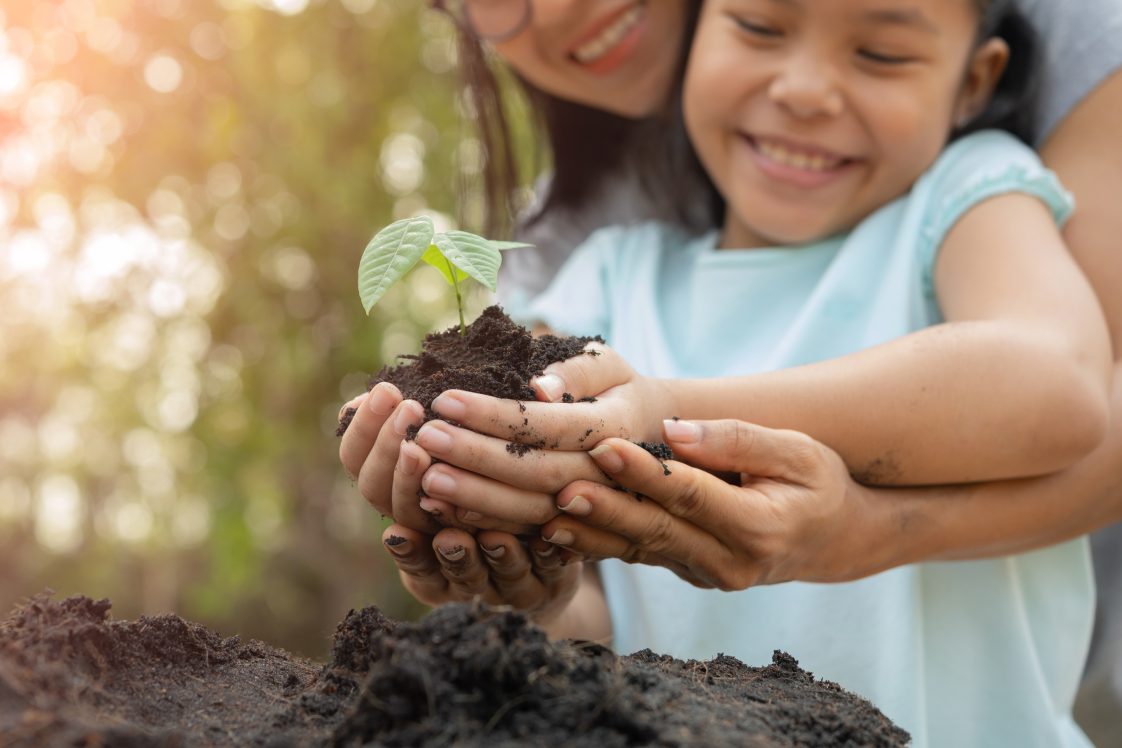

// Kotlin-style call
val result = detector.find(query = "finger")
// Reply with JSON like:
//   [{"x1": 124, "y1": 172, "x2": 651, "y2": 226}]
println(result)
[
  {"x1": 473, "y1": 531, "x2": 545, "y2": 610},
  {"x1": 552, "y1": 475, "x2": 721, "y2": 571},
  {"x1": 430, "y1": 388, "x2": 630, "y2": 450},
  {"x1": 588, "y1": 438, "x2": 758, "y2": 527},
  {"x1": 414, "y1": 419, "x2": 608, "y2": 493},
  {"x1": 661, "y1": 419, "x2": 835, "y2": 484},
  {"x1": 530, "y1": 340, "x2": 621, "y2": 402},
  {"x1": 337, "y1": 392, "x2": 367, "y2": 427},
  {"x1": 382, "y1": 524, "x2": 448, "y2": 603},
  {"x1": 431, "y1": 529, "x2": 498, "y2": 603},
  {"x1": 389, "y1": 441, "x2": 443, "y2": 534},
  {"x1": 355, "y1": 398, "x2": 424, "y2": 516},
  {"x1": 339, "y1": 382, "x2": 401, "y2": 479},
  {"x1": 540, "y1": 514, "x2": 712, "y2": 588},
  {"x1": 419, "y1": 463, "x2": 552, "y2": 531}
]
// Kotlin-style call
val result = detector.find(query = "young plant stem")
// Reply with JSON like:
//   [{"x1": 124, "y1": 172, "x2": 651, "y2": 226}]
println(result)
[{"x1": 445, "y1": 256, "x2": 467, "y2": 336}]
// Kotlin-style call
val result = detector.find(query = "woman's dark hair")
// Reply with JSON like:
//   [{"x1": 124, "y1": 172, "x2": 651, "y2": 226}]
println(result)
[
  {"x1": 450, "y1": 1, "x2": 711, "y2": 238},
  {"x1": 958, "y1": 0, "x2": 1041, "y2": 143}
]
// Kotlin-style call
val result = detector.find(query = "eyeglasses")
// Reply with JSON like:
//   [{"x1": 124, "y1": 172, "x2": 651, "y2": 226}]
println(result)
[{"x1": 432, "y1": 0, "x2": 532, "y2": 43}]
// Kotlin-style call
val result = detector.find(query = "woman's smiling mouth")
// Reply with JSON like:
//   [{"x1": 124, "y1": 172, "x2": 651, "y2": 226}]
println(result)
[{"x1": 570, "y1": 3, "x2": 646, "y2": 73}]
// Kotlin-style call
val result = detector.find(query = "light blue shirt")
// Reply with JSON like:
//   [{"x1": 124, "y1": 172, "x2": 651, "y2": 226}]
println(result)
[{"x1": 526, "y1": 131, "x2": 1090, "y2": 747}]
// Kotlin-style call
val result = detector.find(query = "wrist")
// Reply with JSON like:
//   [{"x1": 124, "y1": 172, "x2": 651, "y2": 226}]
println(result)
[
  {"x1": 652, "y1": 377, "x2": 686, "y2": 427},
  {"x1": 829, "y1": 481, "x2": 935, "y2": 581}
]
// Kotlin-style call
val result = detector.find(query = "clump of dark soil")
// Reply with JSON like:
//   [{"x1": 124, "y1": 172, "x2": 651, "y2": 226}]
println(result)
[
  {"x1": 0, "y1": 594, "x2": 908, "y2": 747},
  {"x1": 337, "y1": 305, "x2": 600, "y2": 435}
]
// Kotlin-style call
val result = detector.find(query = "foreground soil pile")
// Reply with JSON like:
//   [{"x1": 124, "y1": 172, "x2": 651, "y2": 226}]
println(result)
[
  {"x1": 0, "y1": 595, "x2": 908, "y2": 746},
  {"x1": 337, "y1": 305, "x2": 599, "y2": 434}
]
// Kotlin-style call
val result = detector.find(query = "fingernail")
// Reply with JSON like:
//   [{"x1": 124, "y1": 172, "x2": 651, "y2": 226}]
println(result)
[
  {"x1": 419, "y1": 498, "x2": 443, "y2": 518},
  {"x1": 422, "y1": 470, "x2": 457, "y2": 498},
  {"x1": 369, "y1": 384, "x2": 397, "y2": 417},
  {"x1": 543, "y1": 529, "x2": 574, "y2": 546},
  {"x1": 589, "y1": 444, "x2": 624, "y2": 474},
  {"x1": 416, "y1": 423, "x2": 453, "y2": 454},
  {"x1": 397, "y1": 446, "x2": 420, "y2": 477},
  {"x1": 339, "y1": 394, "x2": 363, "y2": 419},
  {"x1": 481, "y1": 543, "x2": 506, "y2": 559},
  {"x1": 392, "y1": 404, "x2": 417, "y2": 436},
  {"x1": 438, "y1": 545, "x2": 466, "y2": 562},
  {"x1": 460, "y1": 510, "x2": 483, "y2": 522},
  {"x1": 534, "y1": 373, "x2": 565, "y2": 403},
  {"x1": 663, "y1": 418, "x2": 702, "y2": 444},
  {"x1": 558, "y1": 495, "x2": 591, "y2": 516},
  {"x1": 384, "y1": 535, "x2": 410, "y2": 555},
  {"x1": 431, "y1": 392, "x2": 466, "y2": 421}
]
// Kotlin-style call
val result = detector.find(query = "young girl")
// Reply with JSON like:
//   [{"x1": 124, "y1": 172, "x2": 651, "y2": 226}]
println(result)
[{"x1": 392, "y1": 0, "x2": 1110, "y2": 744}]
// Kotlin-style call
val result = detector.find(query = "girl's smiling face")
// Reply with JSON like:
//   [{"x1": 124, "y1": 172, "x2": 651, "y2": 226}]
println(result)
[
  {"x1": 489, "y1": 0, "x2": 691, "y2": 117},
  {"x1": 685, "y1": 0, "x2": 1008, "y2": 248}
]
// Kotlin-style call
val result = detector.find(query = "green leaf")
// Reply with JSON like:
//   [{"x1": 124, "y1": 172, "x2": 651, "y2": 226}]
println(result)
[
  {"x1": 421, "y1": 243, "x2": 469, "y2": 286},
  {"x1": 430, "y1": 231, "x2": 503, "y2": 291},
  {"x1": 489, "y1": 240, "x2": 534, "y2": 251},
  {"x1": 357, "y1": 216, "x2": 435, "y2": 314}
]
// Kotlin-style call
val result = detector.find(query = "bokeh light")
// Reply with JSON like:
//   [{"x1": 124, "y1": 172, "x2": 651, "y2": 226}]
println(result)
[{"x1": 0, "y1": 0, "x2": 535, "y2": 657}]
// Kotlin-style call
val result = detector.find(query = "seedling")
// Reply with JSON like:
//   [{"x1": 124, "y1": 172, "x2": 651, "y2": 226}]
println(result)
[{"x1": 357, "y1": 215, "x2": 529, "y2": 335}]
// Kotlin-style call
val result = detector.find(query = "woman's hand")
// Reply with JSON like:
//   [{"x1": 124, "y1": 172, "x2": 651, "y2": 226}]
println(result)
[
  {"x1": 541, "y1": 419, "x2": 893, "y2": 590},
  {"x1": 380, "y1": 524, "x2": 582, "y2": 625}
]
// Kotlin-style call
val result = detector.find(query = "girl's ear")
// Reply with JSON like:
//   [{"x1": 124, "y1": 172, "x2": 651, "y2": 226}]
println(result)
[{"x1": 954, "y1": 38, "x2": 1010, "y2": 127}]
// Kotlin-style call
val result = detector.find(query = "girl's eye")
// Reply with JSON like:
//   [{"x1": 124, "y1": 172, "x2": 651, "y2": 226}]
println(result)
[
  {"x1": 858, "y1": 49, "x2": 914, "y2": 65},
  {"x1": 730, "y1": 16, "x2": 783, "y2": 38}
]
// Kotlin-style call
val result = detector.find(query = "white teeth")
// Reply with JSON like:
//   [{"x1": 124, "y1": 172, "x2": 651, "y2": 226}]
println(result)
[
  {"x1": 756, "y1": 140, "x2": 842, "y2": 172},
  {"x1": 573, "y1": 6, "x2": 643, "y2": 64}
]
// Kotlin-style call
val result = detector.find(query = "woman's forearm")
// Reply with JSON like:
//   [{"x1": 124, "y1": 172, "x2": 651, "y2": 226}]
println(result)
[
  {"x1": 855, "y1": 364, "x2": 1122, "y2": 572},
  {"x1": 665, "y1": 319, "x2": 1109, "y2": 486}
]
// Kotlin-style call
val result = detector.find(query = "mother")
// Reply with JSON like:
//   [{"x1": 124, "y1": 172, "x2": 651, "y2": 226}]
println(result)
[{"x1": 340, "y1": 0, "x2": 1122, "y2": 743}]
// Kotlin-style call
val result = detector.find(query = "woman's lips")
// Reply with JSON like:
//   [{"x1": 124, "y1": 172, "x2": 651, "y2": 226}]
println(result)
[{"x1": 569, "y1": 2, "x2": 646, "y2": 75}]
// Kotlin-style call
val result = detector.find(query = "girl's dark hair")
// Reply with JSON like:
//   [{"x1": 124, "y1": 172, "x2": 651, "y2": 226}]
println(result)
[
  {"x1": 451, "y1": 1, "x2": 711, "y2": 238},
  {"x1": 958, "y1": 0, "x2": 1041, "y2": 143}
]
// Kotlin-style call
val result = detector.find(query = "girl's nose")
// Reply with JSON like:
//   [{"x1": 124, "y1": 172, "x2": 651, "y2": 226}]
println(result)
[{"x1": 767, "y1": 56, "x2": 845, "y2": 119}]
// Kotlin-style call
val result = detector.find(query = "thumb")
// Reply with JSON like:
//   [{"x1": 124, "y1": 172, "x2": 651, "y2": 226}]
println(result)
[
  {"x1": 661, "y1": 419, "x2": 832, "y2": 484},
  {"x1": 531, "y1": 341, "x2": 625, "y2": 403}
]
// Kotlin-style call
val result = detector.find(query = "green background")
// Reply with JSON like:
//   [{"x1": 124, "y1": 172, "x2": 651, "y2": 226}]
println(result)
[{"x1": 0, "y1": 0, "x2": 536, "y2": 658}]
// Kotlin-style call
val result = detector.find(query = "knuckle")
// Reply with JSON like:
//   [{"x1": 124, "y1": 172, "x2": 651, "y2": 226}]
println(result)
[
  {"x1": 779, "y1": 429, "x2": 823, "y2": 468},
  {"x1": 730, "y1": 420, "x2": 758, "y2": 455},
  {"x1": 528, "y1": 501, "x2": 559, "y2": 526},
  {"x1": 538, "y1": 460, "x2": 569, "y2": 494},
  {"x1": 619, "y1": 542, "x2": 646, "y2": 565},
  {"x1": 714, "y1": 565, "x2": 748, "y2": 592},
  {"x1": 670, "y1": 477, "x2": 705, "y2": 519},
  {"x1": 489, "y1": 564, "x2": 530, "y2": 585},
  {"x1": 645, "y1": 514, "x2": 677, "y2": 554}
]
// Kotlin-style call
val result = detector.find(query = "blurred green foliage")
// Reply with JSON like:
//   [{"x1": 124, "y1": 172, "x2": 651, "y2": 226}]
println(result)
[{"x1": 0, "y1": 0, "x2": 529, "y2": 658}]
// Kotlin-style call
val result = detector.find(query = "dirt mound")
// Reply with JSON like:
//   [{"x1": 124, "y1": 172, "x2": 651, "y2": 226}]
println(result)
[{"x1": 0, "y1": 594, "x2": 909, "y2": 747}]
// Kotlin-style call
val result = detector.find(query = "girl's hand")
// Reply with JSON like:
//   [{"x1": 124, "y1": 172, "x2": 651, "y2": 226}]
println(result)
[
  {"x1": 381, "y1": 524, "x2": 582, "y2": 625},
  {"x1": 404, "y1": 343, "x2": 667, "y2": 530},
  {"x1": 541, "y1": 419, "x2": 889, "y2": 590},
  {"x1": 409, "y1": 418, "x2": 609, "y2": 531},
  {"x1": 428, "y1": 343, "x2": 674, "y2": 452},
  {"x1": 338, "y1": 382, "x2": 441, "y2": 534}
]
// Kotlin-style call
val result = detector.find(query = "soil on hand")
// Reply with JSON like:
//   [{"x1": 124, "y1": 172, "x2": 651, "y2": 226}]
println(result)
[
  {"x1": 337, "y1": 305, "x2": 599, "y2": 435},
  {"x1": 0, "y1": 594, "x2": 909, "y2": 747}
]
